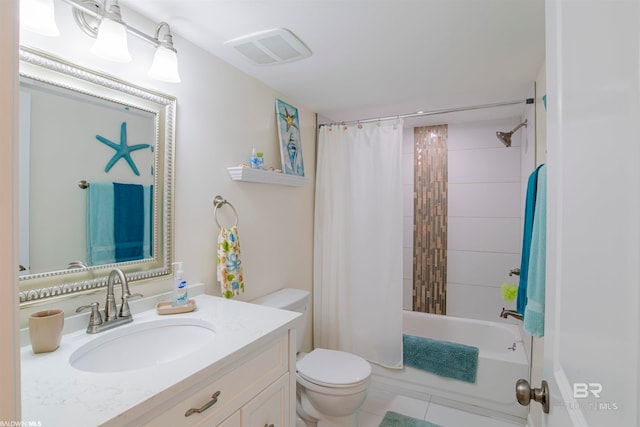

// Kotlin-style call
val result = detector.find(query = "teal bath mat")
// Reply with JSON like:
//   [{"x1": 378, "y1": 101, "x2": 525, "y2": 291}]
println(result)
[
  {"x1": 403, "y1": 334, "x2": 479, "y2": 383},
  {"x1": 379, "y1": 411, "x2": 442, "y2": 427}
]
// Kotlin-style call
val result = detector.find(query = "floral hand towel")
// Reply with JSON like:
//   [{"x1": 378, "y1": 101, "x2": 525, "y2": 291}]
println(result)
[{"x1": 217, "y1": 226, "x2": 245, "y2": 298}]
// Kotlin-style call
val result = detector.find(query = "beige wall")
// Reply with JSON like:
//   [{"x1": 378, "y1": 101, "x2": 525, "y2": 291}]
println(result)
[
  {"x1": 1, "y1": 0, "x2": 21, "y2": 420},
  {"x1": 17, "y1": 1, "x2": 316, "y2": 354}
]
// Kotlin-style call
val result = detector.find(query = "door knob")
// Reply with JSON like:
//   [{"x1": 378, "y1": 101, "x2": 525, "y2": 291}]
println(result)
[{"x1": 516, "y1": 379, "x2": 550, "y2": 414}]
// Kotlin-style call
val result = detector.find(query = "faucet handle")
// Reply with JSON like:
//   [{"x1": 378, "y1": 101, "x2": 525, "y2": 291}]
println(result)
[
  {"x1": 119, "y1": 293, "x2": 143, "y2": 318},
  {"x1": 76, "y1": 302, "x2": 103, "y2": 327}
]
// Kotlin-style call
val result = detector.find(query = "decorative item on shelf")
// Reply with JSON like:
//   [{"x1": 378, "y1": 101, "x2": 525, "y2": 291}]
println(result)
[
  {"x1": 239, "y1": 163, "x2": 281, "y2": 173},
  {"x1": 276, "y1": 99, "x2": 305, "y2": 176},
  {"x1": 250, "y1": 148, "x2": 265, "y2": 170}
]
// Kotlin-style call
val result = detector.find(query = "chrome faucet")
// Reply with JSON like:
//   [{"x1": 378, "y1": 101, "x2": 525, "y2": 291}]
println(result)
[
  {"x1": 76, "y1": 268, "x2": 143, "y2": 334},
  {"x1": 500, "y1": 307, "x2": 523, "y2": 321}
]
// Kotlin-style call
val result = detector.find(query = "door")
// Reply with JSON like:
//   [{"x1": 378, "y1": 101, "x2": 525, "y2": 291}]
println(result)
[{"x1": 528, "y1": 1, "x2": 640, "y2": 426}]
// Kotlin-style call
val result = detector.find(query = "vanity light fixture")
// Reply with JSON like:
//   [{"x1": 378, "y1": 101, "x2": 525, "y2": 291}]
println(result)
[
  {"x1": 21, "y1": 0, "x2": 60, "y2": 36},
  {"x1": 89, "y1": 0, "x2": 132, "y2": 63},
  {"x1": 21, "y1": 0, "x2": 181, "y2": 83},
  {"x1": 147, "y1": 23, "x2": 181, "y2": 83}
]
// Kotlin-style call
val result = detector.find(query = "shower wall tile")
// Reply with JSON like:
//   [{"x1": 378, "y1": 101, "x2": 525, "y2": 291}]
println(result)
[
  {"x1": 403, "y1": 184, "x2": 414, "y2": 218},
  {"x1": 403, "y1": 247, "x2": 413, "y2": 280},
  {"x1": 446, "y1": 283, "x2": 516, "y2": 322},
  {"x1": 403, "y1": 218, "x2": 413, "y2": 249},
  {"x1": 403, "y1": 155, "x2": 414, "y2": 184},
  {"x1": 448, "y1": 182, "x2": 521, "y2": 218},
  {"x1": 406, "y1": 119, "x2": 523, "y2": 321},
  {"x1": 403, "y1": 129, "x2": 415, "y2": 154},
  {"x1": 447, "y1": 250, "x2": 520, "y2": 287},
  {"x1": 403, "y1": 279, "x2": 413, "y2": 310},
  {"x1": 413, "y1": 125, "x2": 448, "y2": 315},
  {"x1": 448, "y1": 217, "x2": 520, "y2": 254},
  {"x1": 448, "y1": 118, "x2": 522, "y2": 150},
  {"x1": 448, "y1": 148, "x2": 520, "y2": 184}
]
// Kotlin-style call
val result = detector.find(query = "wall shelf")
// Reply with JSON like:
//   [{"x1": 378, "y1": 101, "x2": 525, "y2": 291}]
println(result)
[{"x1": 226, "y1": 166, "x2": 309, "y2": 187}]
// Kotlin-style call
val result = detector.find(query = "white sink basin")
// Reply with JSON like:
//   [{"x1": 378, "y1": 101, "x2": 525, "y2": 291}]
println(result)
[{"x1": 69, "y1": 318, "x2": 216, "y2": 373}]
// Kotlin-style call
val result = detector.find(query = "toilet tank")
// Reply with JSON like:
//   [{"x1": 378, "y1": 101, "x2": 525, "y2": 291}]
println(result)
[{"x1": 252, "y1": 288, "x2": 310, "y2": 353}]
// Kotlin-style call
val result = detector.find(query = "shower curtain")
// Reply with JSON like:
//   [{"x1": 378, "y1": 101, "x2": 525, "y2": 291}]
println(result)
[{"x1": 314, "y1": 120, "x2": 403, "y2": 368}]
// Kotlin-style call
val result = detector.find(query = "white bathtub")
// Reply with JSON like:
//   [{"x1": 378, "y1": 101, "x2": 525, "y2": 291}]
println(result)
[{"x1": 372, "y1": 311, "x2": 529, "y2": 419}]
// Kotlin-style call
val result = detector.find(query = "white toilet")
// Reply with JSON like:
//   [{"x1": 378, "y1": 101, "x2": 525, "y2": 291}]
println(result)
[{"x1": 252, "y1": 288, "x2": 372, "y2": 427}]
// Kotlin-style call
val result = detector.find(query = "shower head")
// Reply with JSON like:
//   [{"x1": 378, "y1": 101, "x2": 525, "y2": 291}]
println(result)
[{"x1": 496, "y1": 120, "x2": 528, "y2": 147}]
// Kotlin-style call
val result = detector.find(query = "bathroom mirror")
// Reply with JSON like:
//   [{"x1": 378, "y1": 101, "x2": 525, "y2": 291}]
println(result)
[{"x1": 18, "y1": 47, "x2": 175, "y2": 305}]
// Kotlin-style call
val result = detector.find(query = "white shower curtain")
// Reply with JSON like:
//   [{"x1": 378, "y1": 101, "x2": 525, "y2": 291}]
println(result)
[{"x1": 314, "y1": 120, "x2": 403, "y2": 368}]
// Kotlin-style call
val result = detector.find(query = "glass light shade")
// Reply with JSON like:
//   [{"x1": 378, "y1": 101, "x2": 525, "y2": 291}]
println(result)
[
  {"x1": 21, "y1": 0, "x2": 60, "y2": 37},
  {"x1": 90, "y1": 18, "x2": 132, "y2": 63},
  {"x1": 148, "y1": 46, "x2": 181, "y2": 83}
]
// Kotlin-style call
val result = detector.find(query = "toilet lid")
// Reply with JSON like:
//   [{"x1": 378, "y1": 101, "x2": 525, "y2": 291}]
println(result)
[{"x1": 297, "y1": 348, "x2": 371, "y2": 387}]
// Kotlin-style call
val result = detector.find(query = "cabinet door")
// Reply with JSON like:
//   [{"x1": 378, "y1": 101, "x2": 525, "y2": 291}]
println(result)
[
  {"x1": 217, "y1": 410, "x2": 241, "y2": 427},
  {"x1": 242, "y1": 374, "x2": 290, "y2": 427}
]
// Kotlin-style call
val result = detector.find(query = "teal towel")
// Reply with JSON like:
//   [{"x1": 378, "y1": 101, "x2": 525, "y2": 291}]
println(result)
[
  {"x1": 403, "y1": 334, "x2": 478, "y2": 383},
  {"x1": 87, "y1": 183, "x2": 115, "y2": 265},
  {"x1": 379, "y1": 411, "x2": 442, "y2": 427},
  {"x1": 517, "y1": 165, "x2": 543, "y2": 315},
  {"x1": 143, "y1": 185, "x2": 153, "y2": 259},
  {"x1": 114, "y1": 183, "x2": 144, "y2": 262},
  {"x1": 524, "y1": 164, "x2": 547, "y2": 337}
]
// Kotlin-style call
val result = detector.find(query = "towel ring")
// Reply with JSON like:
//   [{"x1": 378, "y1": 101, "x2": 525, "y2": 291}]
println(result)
[{"x1": 213, "y1": 195, "x2": 238, "y2": 229}]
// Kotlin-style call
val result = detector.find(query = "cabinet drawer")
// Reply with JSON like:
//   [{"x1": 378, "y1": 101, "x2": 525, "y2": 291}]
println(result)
[{"x1": 143, "y1": 334, "x2": 288, "y2": 427}]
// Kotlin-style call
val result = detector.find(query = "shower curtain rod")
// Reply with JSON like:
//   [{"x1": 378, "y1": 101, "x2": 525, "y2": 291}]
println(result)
[{"x1": 318, "y1": 97, "x2": 535, "y2": 127}]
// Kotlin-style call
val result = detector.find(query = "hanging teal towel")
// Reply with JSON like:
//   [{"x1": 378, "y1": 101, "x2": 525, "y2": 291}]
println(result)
[
  {"x1": 517, "y1": 164, "x2": 544, "y2": 315},
  {"x1": 143, "y1": 185, "x2": 153, "y2": 259},
  {"x1": 524, "y1": 164, "x2": 547, "y2": 337},
  {"x1": 87, "y1": 183, "x2": 115, "y2": 265},
  {"x1": 403, "y1": 334, "x2": 478, "y2": 383},
  {"x1": 114, "y1": 183, "x2": 144, "y2": 262}
]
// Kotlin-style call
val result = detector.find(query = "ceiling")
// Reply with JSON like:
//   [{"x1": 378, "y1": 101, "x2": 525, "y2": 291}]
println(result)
[{"x1": 121, "y1": 0, "x2": 545, "y2": 125}]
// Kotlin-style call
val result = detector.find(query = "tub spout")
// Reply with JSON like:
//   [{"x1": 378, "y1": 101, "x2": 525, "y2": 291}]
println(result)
[{"x1": 500, "y1": 307, "x2": 523, "y2": 321}]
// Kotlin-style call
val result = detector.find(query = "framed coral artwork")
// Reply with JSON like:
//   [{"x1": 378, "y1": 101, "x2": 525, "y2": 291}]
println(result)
[{"x1": 275, "y1": 99, "x2": 305, "y2": 176}]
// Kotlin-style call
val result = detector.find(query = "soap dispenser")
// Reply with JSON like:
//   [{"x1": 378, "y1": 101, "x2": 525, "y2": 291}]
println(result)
[{"x1": 172, "y1": 262, "x2": 188, "y2": 307}]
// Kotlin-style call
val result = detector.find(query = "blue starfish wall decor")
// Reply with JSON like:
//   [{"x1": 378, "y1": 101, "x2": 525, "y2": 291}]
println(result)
[{"x1": 96, "y1": 122, "x2": 150, "y2": 176}]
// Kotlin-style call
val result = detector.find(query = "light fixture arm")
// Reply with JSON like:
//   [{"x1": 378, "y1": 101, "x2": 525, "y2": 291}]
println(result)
[
  {"x1": 153, "y1": 22, "x2": 177, "y2": 51},
  {"x1": 64, "y1": 0, "x2": 166, "y2": 48}
]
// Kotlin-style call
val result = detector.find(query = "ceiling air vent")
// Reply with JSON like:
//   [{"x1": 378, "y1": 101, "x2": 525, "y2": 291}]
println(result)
[{"x1": 224, "y1": 28, "x2": 311, "y2": 65}]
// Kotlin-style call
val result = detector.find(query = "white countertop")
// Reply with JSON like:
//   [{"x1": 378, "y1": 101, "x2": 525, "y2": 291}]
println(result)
[{"x1": 20, "y1": 289, "x2": 300, "y2": 427}]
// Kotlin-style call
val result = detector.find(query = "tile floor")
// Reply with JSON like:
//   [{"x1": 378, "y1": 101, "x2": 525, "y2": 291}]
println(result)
[{"x1": 356, "y1": 383, "x2": 526, "y2": 427}]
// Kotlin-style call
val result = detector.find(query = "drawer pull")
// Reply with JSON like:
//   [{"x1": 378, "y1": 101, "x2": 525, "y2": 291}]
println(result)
[
  {"x1": 265, "y1": 425, "x2": 275, "y2": 427},
  {"x1": 185, "y1": 391, "x2": 221, "y2": 417}
]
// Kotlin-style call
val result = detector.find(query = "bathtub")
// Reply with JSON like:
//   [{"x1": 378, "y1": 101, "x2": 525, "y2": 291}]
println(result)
[{"x1": 372, "y1": 311, "x2": 529, "y2": 419}]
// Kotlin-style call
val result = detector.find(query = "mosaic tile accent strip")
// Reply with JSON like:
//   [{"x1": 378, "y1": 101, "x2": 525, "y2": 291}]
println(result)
[{"x1": 413, "y1": 125, "x2": 448, "y2": 314}]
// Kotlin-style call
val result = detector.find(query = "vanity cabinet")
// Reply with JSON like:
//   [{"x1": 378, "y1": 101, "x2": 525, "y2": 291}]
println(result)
[
  {"x1": 21, "y1": 293, "x2": 300, "y2": 427},
  {"x1": 138, "y1": 330, "x2": 294, "y2": 427}
]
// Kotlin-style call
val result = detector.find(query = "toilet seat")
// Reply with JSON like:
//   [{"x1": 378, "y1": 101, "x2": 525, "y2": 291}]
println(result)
[{"x1": 296, "y1": 348, "x2": 371, "y2": 388}]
